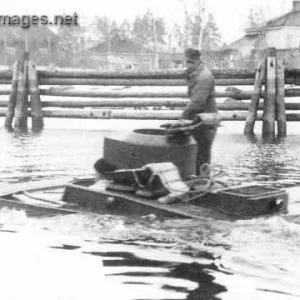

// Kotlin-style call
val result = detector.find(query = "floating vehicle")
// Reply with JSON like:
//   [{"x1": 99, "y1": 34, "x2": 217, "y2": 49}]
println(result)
[
  {"x1": 0, "y1": 114, "x2": 295, "y2": 220},
  {"x1": 62, "y1": 178, "x2": 289, "y2": 220},
  {"x1": 0, "y1": 177, "x2": 292, "y2": 221}
]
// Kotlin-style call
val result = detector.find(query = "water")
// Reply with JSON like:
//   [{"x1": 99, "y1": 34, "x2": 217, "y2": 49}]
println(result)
[{"x1": 0, "y1": 118, "x2": 300, "y2": 300}]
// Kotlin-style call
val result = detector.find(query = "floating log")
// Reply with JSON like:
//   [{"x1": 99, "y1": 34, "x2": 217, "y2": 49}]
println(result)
[
  {"x1": 40, "y1": 98, "x2": 188, "y2": 108},
  {"x1": 285, "y1": 77, "x2": 298, "y2": 85},
  {"x1": 28, "y1": 69, "x2": 300, "y2": 85},
  {"x1": 0, "y1": 79, "x2": 12, "y2": 85},
  {"x1": 9, "y1": 68, "x2": 300, "y2": 83},
  {"x1": 31, "y1": 109, "x2": 258, "y2": 121},
  {"x1": 5, "y1": 86, "x2": 300, "y2": 99},
  {"x1": 38, "y1": 69, "x2": 186, "y2": 79},
  {"x1": 275, "y1": 58, "x2": 286, "y2": 137},
  {"x1": 263, "y1": 49, "x2": 276, "y2": 137},
  {"x1": 285, "y1": 113, "x2": 300, "y2": 121},
  {"x1": 42, "y1": 109, "x2": 180, "y2": 120},
  {"x1": 28, "y1": 61, "x2": 43, "y2": 131},
  {"x1": 40, "y1": 89, "x2": 188, "y2": 98},
  {"x1": 0, "y1": 89, "x2": 11, "y2": 95},
  {"x1": 0, "y1": 70, "x2": 12, "y2": 79},
  {"x1": 7, "y1": 68, "x2": 296, "y2": 83},
  {"x1": 14, "y1": 59, "x2": 28, "y2": 130},
  {"x1": 37, "y1": 101, "x2": 296, "y2": 110},
  {"x1": 38, "y1": 110, "x2": 300, "y2": 121},
  {"x1": 40, "y1": 89, "x2": 254, "y2": 99},
  {"x1": 2, "y1": 98, "x2": 300, "y2": 110},
  {"x1": 39, "y1": 77, "x2": 255, "y2": 86},
  {"x1": 1, "y1": 65, "x2": 297, "y2": 84},
  {"x1": 4, "y1": 60, "x2": 20, "y2": 129},
  {"x1": 38, "y1": 99, "x2": 254, "y2": 109},
  {"x1": 0, "y1": 100, "x2": 7, "y2": 106},
  {"x1": 244, "y1": 61, "x2": 265, "y2": 134},
  {"x1": 285, "y1": 69, "x2": 300, "y2": 85},
  {"x1": 39, "y1": 78, "x2": 188, "y2": 86},
  {"x1": 37, "y1": 69, "x2": 256, "y2": 80},
  {"x1": 0, "y1": 98, "x2": 300, "y2": 111},
  {"x1": 284, "y1": 88, "x2": 300, "y2": 97},
  {"x1": 214, "y1": 70, "x2": 255, "y2": 79},
  {"x1": 267, "y1": 103, "x2": 300, "y2": 110},
  {"x1": 38, "y1": 100, "x2": 256, "y2": 109},
  {"x1": 1, "y1": 107, "x2": 300, "y2": 121}
]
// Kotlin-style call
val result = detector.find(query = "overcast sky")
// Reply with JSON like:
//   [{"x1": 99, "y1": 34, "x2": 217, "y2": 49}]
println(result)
[{"x1": 2, "y1": 0, "x2": 293, "y2": 43}]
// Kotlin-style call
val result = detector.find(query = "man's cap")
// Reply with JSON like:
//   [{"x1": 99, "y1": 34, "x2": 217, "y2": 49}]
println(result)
[{"x1": 185, "y1": 48, "x2": 201, "y2": 61}]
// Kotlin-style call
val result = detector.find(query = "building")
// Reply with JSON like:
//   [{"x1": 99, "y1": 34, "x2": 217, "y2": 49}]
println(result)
[
  {"x1": 0, "y1": 26, "x2": 59, "y2": 66},
  {"x1": 87, "y1": 36, "x2": 157, "y2": 70},
  {"x1": 220, "y1": 0, "x2": 300, "y2": 68},
  {"x1": 245, "y1": 0, "x2": 300, "y2": 50}
]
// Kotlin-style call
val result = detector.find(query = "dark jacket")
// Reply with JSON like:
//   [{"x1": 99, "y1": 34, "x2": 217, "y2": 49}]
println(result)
[{"x1": 181, "y1": 62, "x2": 218, "y2": 120}]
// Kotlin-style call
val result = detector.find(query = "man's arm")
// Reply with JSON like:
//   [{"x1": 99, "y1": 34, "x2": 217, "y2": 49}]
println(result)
[{"x1": 181, "y1": 71, "x2": 214, "y2": 120}]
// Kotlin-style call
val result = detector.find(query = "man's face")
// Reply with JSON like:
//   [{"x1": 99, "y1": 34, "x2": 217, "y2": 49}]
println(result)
[{"x1": 186, "y1": 59, "x2": 199, "y2": 72}]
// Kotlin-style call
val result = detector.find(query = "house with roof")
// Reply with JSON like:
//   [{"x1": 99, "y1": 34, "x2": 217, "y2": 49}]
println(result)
[
  {"x1": 220, "y1": 0, "x2": 300, "y2": 68},
  {"x1": 86, "y1": 36, "x2": 158, "y2": 70},
  {"x1": 245, "y1": 0, "x2": 300, "y2": 50},
  {"x1": 152, "y1": 41, "x2": 185, "y2": 69},
  {"x1": 0, "y1": 26, "x2": 59, "y2": 66}
]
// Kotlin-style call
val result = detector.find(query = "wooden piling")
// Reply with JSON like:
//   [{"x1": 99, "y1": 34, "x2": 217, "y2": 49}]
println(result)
[
  {"x1": 14, "y1": 53, "x2": 29, "y2": 130},
  {"x1": 262, "y1": 48, "x2": 276, "y2": 137},
  {"x1": 275, "y1": 58, "x2": 286, "y2": 137},
  {"x1": 4, "y1": 60, "x2": 20, "y2": 129},
  {"x1": 244, "y1": 60, "x2": 266, "y2": 134},
  {"x1": 28, "y1": 61, "x2": 43, "y2": 131}
]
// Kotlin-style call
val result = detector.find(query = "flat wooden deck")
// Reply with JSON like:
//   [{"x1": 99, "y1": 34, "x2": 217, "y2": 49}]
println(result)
[{"x1": 0, "y1": 178, "x2": 299, "y2": 222}]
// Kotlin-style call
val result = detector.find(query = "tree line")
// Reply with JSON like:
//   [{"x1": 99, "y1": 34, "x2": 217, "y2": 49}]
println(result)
[{"x1": 57, "y1": 9, "x2": 222, "y2": 55}]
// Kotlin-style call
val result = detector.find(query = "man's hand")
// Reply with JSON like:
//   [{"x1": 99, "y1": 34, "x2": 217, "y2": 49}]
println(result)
[{"x1": 160, "y1": 119, "x2": 194, "y2": 129}]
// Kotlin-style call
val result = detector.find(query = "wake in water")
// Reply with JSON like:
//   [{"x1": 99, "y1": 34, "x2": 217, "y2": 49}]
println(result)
[
  {"x1": 1, "y1": 206, "x2": 299, "y2": 299},
  {"x1": 1, "y1": 125, "x2": 300, "y2": 299}
]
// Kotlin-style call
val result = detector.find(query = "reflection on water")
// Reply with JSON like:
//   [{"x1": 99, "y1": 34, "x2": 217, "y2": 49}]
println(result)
[
  {"x1": 1, "y1": 121, "x2": 300, "y2": 299},
  {"x1": 214, "y1": 132, "x2": 300, "y2": 187},
  {"x1": 0, "y1": 209, "x2": 299, "y2": 300},
  {"x1": 84, "y1": 251, "x2": 227, "y2": 300},
  {"x1": 0, "y1": 211, "x2": 228, "y2": 300},
  {"x1": 0, "y1": 128, "x2": 108, "y2": 183},
  {"x1": 1, "y1": 124, "x2": 300, "y2": 187}
]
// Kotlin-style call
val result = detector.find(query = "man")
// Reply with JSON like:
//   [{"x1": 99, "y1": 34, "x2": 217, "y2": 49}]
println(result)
[{"x1": 181, "y1": 48, "x2": 218, "y2": 175}]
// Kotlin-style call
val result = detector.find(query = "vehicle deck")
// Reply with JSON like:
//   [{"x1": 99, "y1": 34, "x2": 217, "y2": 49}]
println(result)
[{"x1": 0, "y1": 178, "x2": 295, "y2": 221}]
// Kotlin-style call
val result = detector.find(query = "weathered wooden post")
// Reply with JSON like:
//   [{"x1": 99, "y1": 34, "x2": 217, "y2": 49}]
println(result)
[
  {"x1": 28, "y1": 60, "x2": 43, "y2": 131},
  {"x1": 4, "y1": 60, "x2": 20, "y2": 130},
  {"x1": 14, "y1": 52, "x2": 29, "y2": 130},
  {"x1": 262, "y1": 48, "x2": 276, "y2": 138},
  {"x1": 275, "y1": 57, "x2": 287, "y2": 137},
  {"x1": 244, "y1": 60, "x2": 265, "y2": 135}
]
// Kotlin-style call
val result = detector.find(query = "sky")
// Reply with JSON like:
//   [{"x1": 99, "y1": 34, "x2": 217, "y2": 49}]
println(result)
[{"x1": 1, "y1": 0, "x2": 293, "y2": 44}]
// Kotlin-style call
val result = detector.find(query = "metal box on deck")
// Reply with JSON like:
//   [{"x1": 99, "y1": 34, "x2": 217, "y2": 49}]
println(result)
[
  {"x1": 103, "y1": 129, "x2": 197, "y2": 178},
  {"x1": 216, "y1": 185, "x2": 288, "y2": 217}
]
